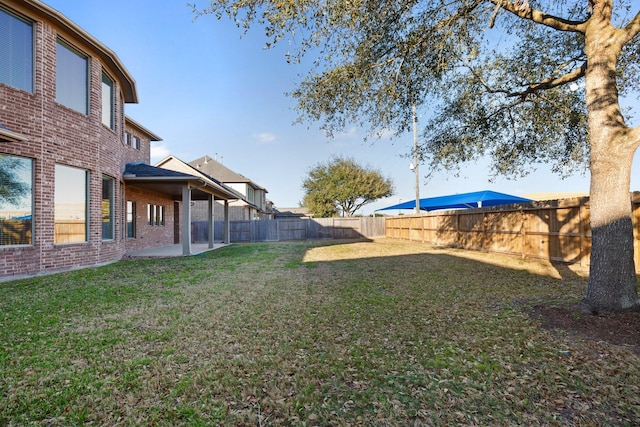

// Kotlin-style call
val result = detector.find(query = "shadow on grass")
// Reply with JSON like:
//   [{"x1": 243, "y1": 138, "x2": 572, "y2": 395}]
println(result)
[{"x1": 1, "y1": 239, "x2": 638, "y2": 426}]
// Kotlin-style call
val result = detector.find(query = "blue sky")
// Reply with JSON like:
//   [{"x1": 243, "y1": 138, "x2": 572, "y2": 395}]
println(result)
[{"x1": 45, "y1": 0, "x2": 640, "y2": 215}]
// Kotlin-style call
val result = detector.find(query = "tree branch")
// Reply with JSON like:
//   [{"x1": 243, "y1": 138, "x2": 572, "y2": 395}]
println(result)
[
  {"x1": 464, "y1": 56, "x2": 587, "y2": 101},
  {"x1": 617, "y1": 9, "x2": 640, "y2": 45},
  {"x1": 489, "y1": 1, "x2": 503, "y2": 29},
  {"x1": 488, "y1": 0, "x2": 588, "y2": 33},
  {"x1": 625, "y1": 124, "x2": 640, "y2": 150},
  {"x1": 465, "y1": 64, "x2": 513, "y2": 96},
  {"x1": 508, "y1": 61, "x2": 587, "y2": 99},
  {"x1": 369, "y1": 0, "x2": 484, "y2": 71}
]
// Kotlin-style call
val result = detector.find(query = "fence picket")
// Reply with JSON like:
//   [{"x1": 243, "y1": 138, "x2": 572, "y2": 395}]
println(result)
[{"x1": 385, "y1": 194, "x2": 640, "y2": 272}]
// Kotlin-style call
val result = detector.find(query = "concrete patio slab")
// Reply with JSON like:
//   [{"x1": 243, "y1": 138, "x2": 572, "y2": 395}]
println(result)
[{"x1": 124, "y1": 243, "x2": 230, "y2": 258}]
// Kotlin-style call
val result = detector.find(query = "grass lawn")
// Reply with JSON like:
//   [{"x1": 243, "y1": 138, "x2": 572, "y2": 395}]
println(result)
[{"x1": 1, "y1": 239, "x2": 638, "y2": 425}]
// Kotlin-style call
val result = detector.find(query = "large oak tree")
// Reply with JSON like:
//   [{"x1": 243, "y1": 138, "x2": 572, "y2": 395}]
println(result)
[{"x1": 193, "y1": 1, "x2": 640, "y2": 313}]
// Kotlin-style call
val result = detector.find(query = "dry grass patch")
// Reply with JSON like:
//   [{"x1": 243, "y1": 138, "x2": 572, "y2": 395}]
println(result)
[{"x1": 0, "y1": 239, "x2": 638, "y2": 425}]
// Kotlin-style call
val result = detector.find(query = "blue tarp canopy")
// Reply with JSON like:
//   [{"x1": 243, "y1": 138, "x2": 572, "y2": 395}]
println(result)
[{"x1": 378, "y1": 190, "x2": 533, "y2": 212}]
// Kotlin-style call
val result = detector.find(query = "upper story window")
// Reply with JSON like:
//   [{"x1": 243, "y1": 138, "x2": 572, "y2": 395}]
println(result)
[
  {"x1": 247, "y1": 186, "x2": 255, "y2": 204},
  {"x1": 133, "y1": 136, "x2": 140, "y2": 150},
  {"x1": 56, "y1": 40, "x2": 88, "y2": 114},
  {"x1": 101, "y1": 73, "x2": 114, "y2": 129},
  {"x1": 256, "y1": 189, "x2": 264, "y2": 208},
  {"x1": 125, "y1": 132, "x2": 132, "y2": 146},
  {"x1": 0, "y1": 7, "x2": 33, "y2": 92}
]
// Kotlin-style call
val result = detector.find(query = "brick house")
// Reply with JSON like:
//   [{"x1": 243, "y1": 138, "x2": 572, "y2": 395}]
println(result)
[
  {"x1": 0, "y1": 0, "x2": 237, "y2": 280},
  {"x1": 185, "y1": 155, "x2": 272, "y2": 221}
]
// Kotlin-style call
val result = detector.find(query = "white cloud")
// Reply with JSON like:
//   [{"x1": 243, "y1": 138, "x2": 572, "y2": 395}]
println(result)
[
  {"x1": 336, "y1": 127, "x2": 359, "y2": 140},
  {"x1": 254, "y1": 132, "x2": 277, "y2": 143},
  {"x1": 150, "y1": 143, "x2": 171, "y2": 164}
]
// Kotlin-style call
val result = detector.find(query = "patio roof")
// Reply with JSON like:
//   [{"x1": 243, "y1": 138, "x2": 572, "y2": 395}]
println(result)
[{"x1": 123, "y1": 162, "x2": 239, "y2": 201}]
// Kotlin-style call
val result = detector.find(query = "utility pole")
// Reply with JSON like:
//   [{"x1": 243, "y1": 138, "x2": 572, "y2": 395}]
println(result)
[{"x1": 412, "y1": 103, "x2": 420, "y2": 215}]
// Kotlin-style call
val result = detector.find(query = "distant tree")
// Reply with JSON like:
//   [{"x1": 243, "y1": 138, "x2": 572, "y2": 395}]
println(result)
[
  {"x1": 0, "y1": 155, "x2": 29, "y2": 208},
  {"x1": 302, "y1": 157, "x2": 394, "y2": 217},
  {"x1": 301, "y1": 192, "x2": 338, "y2": 218},
  {"x1": 193, "y1": 1, "x2": 640, "y2": 313}
]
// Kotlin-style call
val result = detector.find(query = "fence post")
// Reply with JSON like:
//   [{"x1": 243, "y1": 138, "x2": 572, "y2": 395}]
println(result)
[
  {"x1": 521, "y1": 209, "x2": 526, "y2": 260},
  {"x1": 482, "y1": 212, "x2": 487, "y2": 252},
  {"x1": 579, "y1": 199, "x2": 587, "y2": 269},
  {"x1": 409, "y1": 215, "x2": 413, "y2": 242}
]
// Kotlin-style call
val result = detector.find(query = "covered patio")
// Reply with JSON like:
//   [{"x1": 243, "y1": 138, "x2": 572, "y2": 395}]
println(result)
[{"x1": 124, "y1": 162, "x2": 242, "y2": 256}]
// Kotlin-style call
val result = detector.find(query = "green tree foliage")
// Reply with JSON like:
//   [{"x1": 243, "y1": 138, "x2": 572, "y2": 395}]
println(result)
[
  {"x1": 193, "y1": 1, "x2": 640, "y2": 312},
  {"x1": 302, "y1": 156, "x2": 394, "y2": 217},
  {"x1": 0, "y1": 155, "x2": 29, "y2": 208}
]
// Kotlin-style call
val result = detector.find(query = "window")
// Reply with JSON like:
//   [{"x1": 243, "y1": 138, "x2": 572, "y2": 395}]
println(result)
[
  {"x1": 101, "y1": 73, "x2": 114, "y2": 129},
  {"x1": 133, "y1": 136, "x2": 140, "y2": 150},
  {"x1": 157, "y1": 205, "x2": 165, "y2": 226},
  {"x1": 125, "y1": 132, "x2": 132, "y2": 146},
  {"x1": 56, "y1": 40, "x2": 88, "y2": 114},
  {"x1": 55, "y1": 164, "x2": 88, "y2": 243},
  {"x1": 147, "y1": 204, "x2": 165, "y2": 226},
  {"x1": 0, "y1": 7, "x2": 33, "y2": 92},
  {"x1": 247, "y1": 186, "x2": 255, "y2": 204},
  {"x1": 0, "y1": 154, "x2": 33, "y2": 245},
  {"x1": 102, "y1": 176, "x2": 114, "y2": 240},
  {"x1": 126, "y1": 201, "x2": 136, "y2": 238}
]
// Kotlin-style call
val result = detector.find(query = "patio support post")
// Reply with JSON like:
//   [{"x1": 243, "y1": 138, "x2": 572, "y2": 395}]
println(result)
[
  {"x1": 224, "y1": 200, "x2": 230, "y2": 243},
  {"x1": 208, "y1": 194, "x2": 214, "y2": 249},
  {"x1": 182, "y1": 184, "x2": 192, "y2": 256}
]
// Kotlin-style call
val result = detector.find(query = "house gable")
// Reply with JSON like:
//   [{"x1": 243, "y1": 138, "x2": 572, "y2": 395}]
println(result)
[{"x1": 188, "y1": 155, "x2": 270, "y2": 217}]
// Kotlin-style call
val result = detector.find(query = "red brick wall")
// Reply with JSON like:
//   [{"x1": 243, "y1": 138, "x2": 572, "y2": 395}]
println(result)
[
  {"x1": 123, "y1": 187, "x2": 177, "y2": 252},
  {"x1": 122, "y1": 125, "x2": 152, "y2": 167},
  {"x1": 0, "y1": 4, "x2": 158, "y2": 279}
]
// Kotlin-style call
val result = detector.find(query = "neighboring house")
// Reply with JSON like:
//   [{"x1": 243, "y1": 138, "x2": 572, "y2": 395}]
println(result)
[
  {"x1": 154, "y1": 155, "x2": 244, "y2": 203},
  {"x1": 188, "y1": 155, "x2": 272, "y2": 220},
  {"x1": 273, "y1": 207, "x2": 313, "y2": 219},
  {"x1": 0, "y1": 0, "x2": 236, "y2": 279},
  {"x1": 153, "y1": 155, "x2": 244, "y2": 240}
]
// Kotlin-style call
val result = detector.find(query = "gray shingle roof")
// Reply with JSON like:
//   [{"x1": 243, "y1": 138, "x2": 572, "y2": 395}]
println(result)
[
  {"x1": 124, "y1": 162, "x2": 196, "y2": 178},
  {"x1": 189, "y1": 156, "x2": 250, "y2": 183}
]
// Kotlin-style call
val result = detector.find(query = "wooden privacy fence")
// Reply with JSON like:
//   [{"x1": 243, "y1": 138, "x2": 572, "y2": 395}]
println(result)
[
  {"x1": 385, "y1": 194, "x2": 640, "y2": 272},
  {"x1": 54, "y1": 220, "x2": 86, "y2": 243},
  {"x1": 192, "y1": 217, "x2": 386, "y2": 243},
  {"x1": 0, "y1": 219, "x2": 31, "y2": 245}
]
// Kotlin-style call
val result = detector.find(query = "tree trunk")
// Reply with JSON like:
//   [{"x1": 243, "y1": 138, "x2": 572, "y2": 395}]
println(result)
[
  {"x1": 582, "y1": 2, "x2": 640, "y2": 313},
  {"x1": 585, "y1": 142, "x2": 639, "y2": 313}
]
